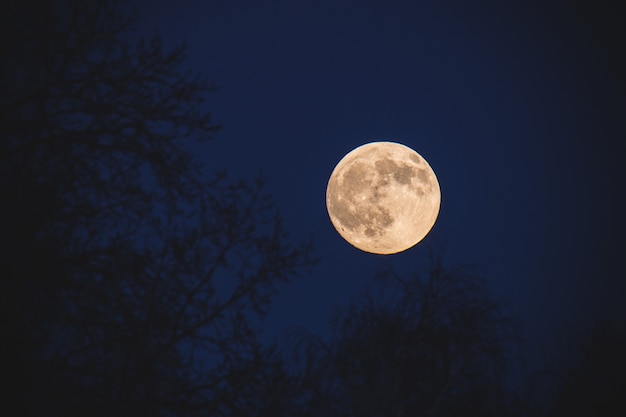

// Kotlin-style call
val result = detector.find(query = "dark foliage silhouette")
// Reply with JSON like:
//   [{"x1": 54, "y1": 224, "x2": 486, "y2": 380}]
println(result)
[
  {"x1": 287, "y1": 248, "x2": 523, "y2": 417},
  {"x1": 1, "y1": 1, "x2": 314, "y2": 416}
]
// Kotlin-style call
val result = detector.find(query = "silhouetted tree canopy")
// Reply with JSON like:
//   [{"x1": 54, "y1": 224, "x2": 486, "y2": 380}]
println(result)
[
  {"x1": 5, "y1": 2, "x2": 621, "y2": 417},
  {"x1": 287, "y1": 248, "x2": 523, "y2": 417},
  {"x1": 1, "y1": 1, "x2": 314, "y2": 416}
]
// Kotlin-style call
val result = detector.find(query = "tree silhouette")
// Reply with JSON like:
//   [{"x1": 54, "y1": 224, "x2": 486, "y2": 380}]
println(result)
[
  {"x1": 1, "y1": 1, "x2": 314, "y2": 416},
  {"x1": 287, "y1": 248, "x2": 522, "y2": 417}
]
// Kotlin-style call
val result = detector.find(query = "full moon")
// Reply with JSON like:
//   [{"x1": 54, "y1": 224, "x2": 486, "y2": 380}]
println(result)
[{"x1": 326, "y1": 141, "x2": 441, "y2": 254}]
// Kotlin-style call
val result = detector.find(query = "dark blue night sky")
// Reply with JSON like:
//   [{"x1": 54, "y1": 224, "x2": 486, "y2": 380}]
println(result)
[{"x1": 135, "y1": 0, "x2": 624, "y2": 370}]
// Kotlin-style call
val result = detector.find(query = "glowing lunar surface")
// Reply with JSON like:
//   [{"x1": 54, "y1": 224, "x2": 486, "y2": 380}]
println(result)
[{"x1": 326, "y1": 141, "x2": 441, "y2": 254}]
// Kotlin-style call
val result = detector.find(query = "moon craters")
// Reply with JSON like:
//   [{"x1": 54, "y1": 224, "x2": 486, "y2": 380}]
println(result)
[
  {"x1": 326, "y1": 141, "x2": 441, "y2": 254},
  {"x1": 327, "y1": 161, "x2": 394, "y2": 237}
]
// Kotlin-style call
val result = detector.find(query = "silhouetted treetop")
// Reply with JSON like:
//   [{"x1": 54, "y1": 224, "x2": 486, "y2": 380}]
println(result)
[
  {"x1": 2, "y1": 0, "x2": 218, "y2": 204},
  {"x1": 287, "y1": 248, "x2": 522, "y2": 417},
  {"x1": 1, "y1": 1, "x2": 315, "y2": 416}
]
